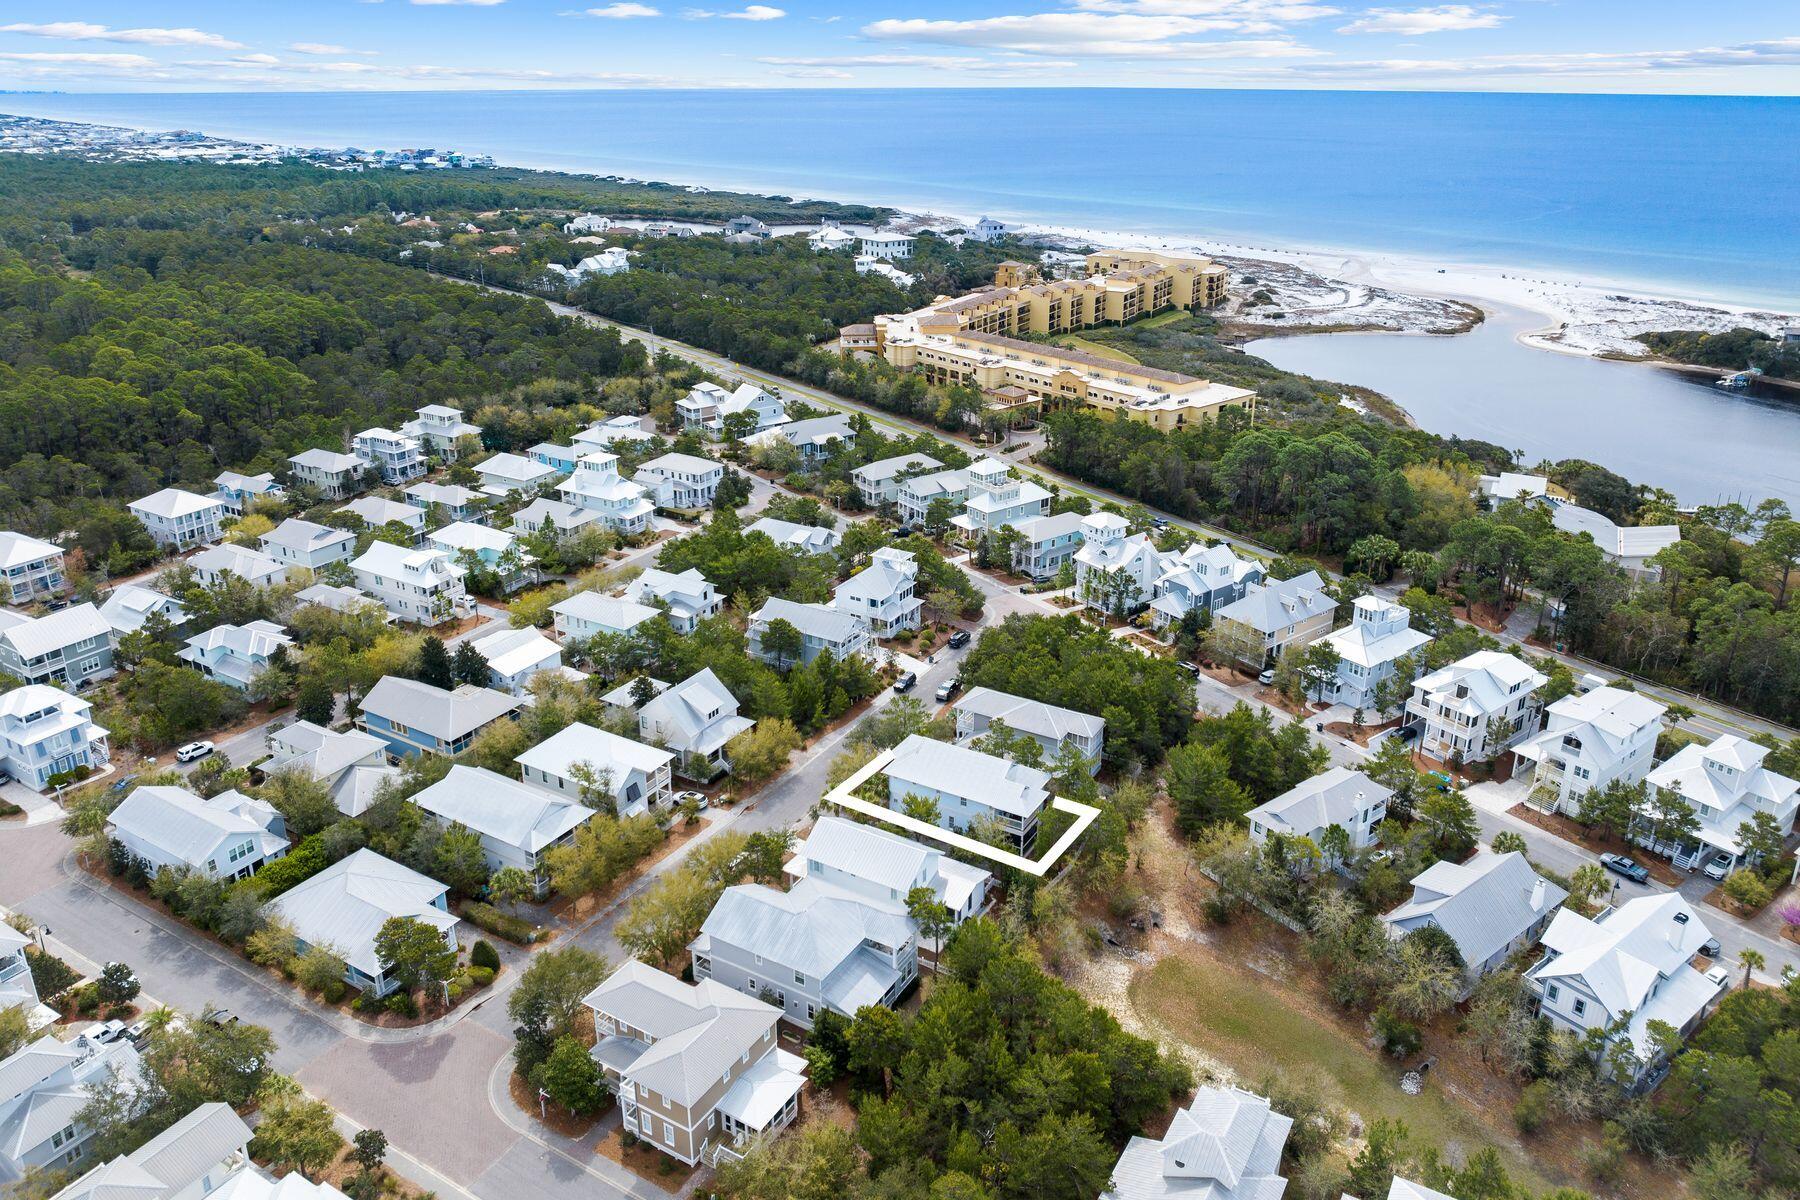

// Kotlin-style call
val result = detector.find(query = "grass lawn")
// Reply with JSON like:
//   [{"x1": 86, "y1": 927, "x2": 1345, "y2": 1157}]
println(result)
[
  {"x1": 1055, "y1": 334, "x2": 1140, "y2": 364},
  {"x1": 1129, "y1": 952, "x2": 1559, "y2": 1193},
  {"x1": 1134, "y1": 308, "x2": 1191, "y2": 329}
]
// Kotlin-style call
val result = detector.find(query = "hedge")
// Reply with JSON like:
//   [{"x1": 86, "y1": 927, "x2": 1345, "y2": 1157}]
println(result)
[
  {"x1": 461, "y1": 902, "x2": 542, "y2": 945},
  {"x1": 250, "y1": 835, "x2": 328, "y2": 898}
]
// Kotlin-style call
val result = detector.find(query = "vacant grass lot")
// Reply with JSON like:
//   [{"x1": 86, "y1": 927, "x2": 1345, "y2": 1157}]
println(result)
[{"x1": 1129, "y1": 951, "x2": 1557, "y2": 1192}]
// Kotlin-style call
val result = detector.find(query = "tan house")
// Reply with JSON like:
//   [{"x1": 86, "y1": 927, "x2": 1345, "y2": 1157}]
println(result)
[
  {"x1": 583, "y1": 961, "x2": 807, "y2": 1167},
  {"x1": 1212, "y1": 570, "x2": 1337, "y2": 669}
]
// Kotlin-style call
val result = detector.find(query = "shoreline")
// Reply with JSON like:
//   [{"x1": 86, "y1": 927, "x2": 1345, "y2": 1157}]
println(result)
[{"x1": 5, "y1": 105, "x2": 1797, "y2": 371}]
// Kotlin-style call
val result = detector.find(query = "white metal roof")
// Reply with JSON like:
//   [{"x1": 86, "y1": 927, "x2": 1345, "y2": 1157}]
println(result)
[
  {"x1": 262, "y1": 849, "x2": 457, "y2": 977},
  {"x1": 411, "y1": 765, "x2": 593, "y2": 855}
]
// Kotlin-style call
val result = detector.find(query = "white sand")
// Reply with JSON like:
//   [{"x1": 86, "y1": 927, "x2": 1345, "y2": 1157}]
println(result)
[{"x1": 921, "y1": 215, "x2": 1799, "y2": 362}]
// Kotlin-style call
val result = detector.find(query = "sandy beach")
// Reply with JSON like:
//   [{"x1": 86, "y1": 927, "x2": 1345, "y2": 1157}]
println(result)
[{"x1": 1001, "y1": 219, "x2": 1799, "y2": 363}]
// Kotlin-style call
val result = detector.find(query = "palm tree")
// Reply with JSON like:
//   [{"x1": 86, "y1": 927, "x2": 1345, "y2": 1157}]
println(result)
[{"x1": 1740, "y1": 948, "x2": 1766, "y2": 989}]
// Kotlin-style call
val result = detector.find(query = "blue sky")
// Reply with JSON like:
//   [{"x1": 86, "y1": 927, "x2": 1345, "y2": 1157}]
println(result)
[{"x1": 1, "y1": 2, "x2": 1796, "y2": 93}]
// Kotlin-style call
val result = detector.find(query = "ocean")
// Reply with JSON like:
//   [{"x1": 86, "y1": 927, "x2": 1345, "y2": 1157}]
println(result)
[{"x1": 5, "y1": 88, "x2": 1799, "y2": 308}]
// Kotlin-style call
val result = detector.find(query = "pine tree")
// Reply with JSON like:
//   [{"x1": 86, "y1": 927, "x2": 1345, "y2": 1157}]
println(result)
[{"x1": 415, "y1": 636, "x2": 453, "y2": 689}]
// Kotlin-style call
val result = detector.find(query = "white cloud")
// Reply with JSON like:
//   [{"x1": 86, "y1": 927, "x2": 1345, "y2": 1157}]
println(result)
[
  {"x1": 863, "y1": 14, "x2": 1322, "y2": 58},
  {"x1": 1243, "y1": 36, "x2": 1800, "y2": 81},
  {"x1": 573, "y1": 3, "x2": 661, "y2": 15},
  {"x1": 774, "y1": 66, "x2": 852, "y2": 78},
  {"x1": 1337, "y1": 6, "x2": 1504, "y2": 35},
  {"x1": 289, "y1": 42, "x2": 378, "y2": 55},
  {"x1": 685, "y1": 5, "x2": 785, "y2": 19},
  {"x1": 0, "y1": 21, "x2": 244, "y2": 48},
  {"x1": 409, "y1": 0, "x2": 507, "y2": 6},
  {"x1": 0, "y1": 50, "x2": 158, "y2": 66}
]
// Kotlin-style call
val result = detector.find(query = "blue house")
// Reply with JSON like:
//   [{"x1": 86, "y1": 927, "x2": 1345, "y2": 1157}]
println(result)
[
  {"x1": 357, "y1": 676, "x2": 521, "y2": 759},
  {"x1": 528, "y1": 442, "x2": 583, "y2": 475},
  {"x1": 884, "y1": 734, "x2": 1052, "y2": 852}
]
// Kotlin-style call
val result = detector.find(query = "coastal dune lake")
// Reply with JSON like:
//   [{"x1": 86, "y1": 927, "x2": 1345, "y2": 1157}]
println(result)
[{"x1": 1247, "y1": 307, "x2": 1800, "y2": 509}]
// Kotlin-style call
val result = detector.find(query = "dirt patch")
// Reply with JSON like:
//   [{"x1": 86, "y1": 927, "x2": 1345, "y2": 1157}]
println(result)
[
  {"x1": 1702, "y1": 884, "x2": 1770, "y2": 921},
  {"x1": 1254, "y1": 686, "x2": 1306, "y2": 717},
  {"x1": 1324, "y1": 718, "x2": 1400, "y2": 746},
  {"x1": 593, "y1": 1127, "x2": 699, "y2": 1192}
]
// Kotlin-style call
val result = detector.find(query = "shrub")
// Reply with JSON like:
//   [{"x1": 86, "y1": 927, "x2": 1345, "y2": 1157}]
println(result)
[
  {"x1": 1372, "y1": 1008, "x2": 1421, "y2": 1058},
  {"x1": 246, "y1": 919, "x2": 299, "y2": 970},
  {"x1": 385, "y1": 991, "x2": 418, "y2": 1018},
  {"x1": 466, "y1": 965, "x2": 496, "y2": 987},
  {"x1": 322, "y1": 980, "x2": 347, "y2": 1005},
  {"x1": 1513, "y1": 1079, "x2": 1555, "y2": 1134},
  {"x1": 462, "y1": 902, "x2": 541, "y2": 945},
  {"x1": 251, "y1": 835, "x2": 329, "y2": 898},
  {"x1": 470, "y1": 939, "x2": 501, "y2": 971},
  {"x1": 1722, "y1": 869, "x2": 1773, "y2": 911},
  {"x1": 25, "y1": 948, "x2": 80, "y2": 1003},
  {"x1": 76, "y1": 985, "x2": 102, "y2": 1015}
]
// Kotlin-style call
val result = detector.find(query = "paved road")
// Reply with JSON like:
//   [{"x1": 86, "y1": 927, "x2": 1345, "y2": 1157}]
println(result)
[
  {"x1": 0, "y1": 554, "x2": 1052, "y2": 1200},
  {"x1": 439, "y1": 275, "x2": 1794, "y2": 746}
]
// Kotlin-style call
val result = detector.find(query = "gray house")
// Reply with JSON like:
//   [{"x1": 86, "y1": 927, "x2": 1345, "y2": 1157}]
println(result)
[
  {"x1": 0, "y1": 604, "x2": 114, "y2": 688},
  {"x1": 691, "y1": 876, "x2": 918, "y2": 1029},
  {"x1": 1383, "y1": 849, "x2": 1566, "y2": 994},
  {"x1": 747, "y1": 598, "x2": 872, "y2": 666},
  {"x1": 951, "y1": 687, "x2": 1105, "y2": 775}
]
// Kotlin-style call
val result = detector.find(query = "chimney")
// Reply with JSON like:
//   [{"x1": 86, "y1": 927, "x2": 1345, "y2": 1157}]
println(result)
[{"x1": 1530, "y1": 878, "x2": 1546, "y2": 910}]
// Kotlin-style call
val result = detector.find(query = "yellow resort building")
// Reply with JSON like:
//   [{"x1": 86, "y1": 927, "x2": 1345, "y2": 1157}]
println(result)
[{"x1": 848, "y1": 248, "x2": 1253, "y2": 431}]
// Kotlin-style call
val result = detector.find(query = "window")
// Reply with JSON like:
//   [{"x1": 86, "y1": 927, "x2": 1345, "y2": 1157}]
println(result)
[
  {"x1": 1546, "y1": 984, "x2": 1560, "y2": 1002},
  {"x1": 793, "y1": 970, "x2": 805, "y2": 985},
  {"x1": 1572, "y1": 998, "x2": 1587, "y2": 1017}
]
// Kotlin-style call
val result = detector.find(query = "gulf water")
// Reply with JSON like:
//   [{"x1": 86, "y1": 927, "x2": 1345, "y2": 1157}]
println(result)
[{"x1": 6, "y1": 88, "x2": 1798, "y2": 307}]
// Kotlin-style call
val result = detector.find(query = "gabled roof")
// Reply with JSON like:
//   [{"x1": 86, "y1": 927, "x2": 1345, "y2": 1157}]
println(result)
[
  {"x1": 0, "y1": 603, "x2": 110, "y2": 659},
  {"x1": 551, "y1": 591, "x2": 659, "y2": 632},
  {"x1": 98, "y1": 584, "x2": 187, "y2": 636},
  {"x1": 264, "y1": 722, "x2": 397, "y2": 818},
  {"x1": 886, "y1": 734, "x2": 1051, "y2": 818},
  {"x1": 469, "y1": 626, "x2": 561, "y2": 679},
  {"x1": 350, "y1": 540, "x2": 459, "y2": 579},
  {"x1": 1412, "y1": 650, "x2": 1548, "y2": 717},
  {"x1": 624, "y1": 568, "x2": 715, "y2": 613},
  {"x1": 639, "y1": 668, "x2": 747, "y2": 748},
  {"x1": 583, "y1": 960, "x2": 778, "y2": 1108},
  {"x1": 1245, "y1": 766, "x2": 1391, "y2": 837},
  {"x1": 412, "y1": 766, "x2": 592, "y2": 854},
  {"x1": 1011, "y1": 511, "x2": 1088, "y2": 544},
  {"x1": 1550, "y1": 501, "x2": 1681, "y2": 561},
  {"x1": 1384, "y1": 849, "x2": 1565, "y2": 969},
  {"x1": 696, "y1": 877, "x2": 915, "y2": 980},
  {"x1": 516, "y1": 722, "x2": 673, "y2": 782},
  {"x1": 261, "y1": 519, "x2": 353, "y2": 555},
  {"x1": 833, "y1": 548, "x2": 916, "y2": 605},
  {"x1": 853, "y1": 453, "x2": 941, "y2": 483},
  {"x1": 262, "y1": 849, "x2": 457, "y2": 976},
  {"x1": 190, "y1": 544, "x2": 286, "y2": 582},
  {"x1": 108, "y1": 785, "x2": 286, "y2": 867},
  {"x1": 953, "y1": 687, "x2": 1103, "y2": 744},
  {"x1": 477, "y1": 452, "x2": 560, "y2": 485},
  {"x1": 427, "y1": 521, "x2": 516, "y2": 557},
  {"x1": 752, "y1": 597, "x2": 868, "y2": 644},
  {"x1": 1646, "y1": 734, "x2": 1799, "y2": 840},
  {"x1": 1103, "y1": 1085, "x2": 1291, "y2": 1200},
  {"x1": 291, "y1": 448, "x2": 363, "y2": 473},
  {"x1": 1533, "y1": 892, "x2": 1712, "y2": 1014},
  {"x1": 744, "y1": 518, "x2": 839, "y2": 554},
  {"x1": 636, "y1": 453, "x2": 720, "y2": 477},
  {"x1": 796, "y1": 814, "x2": 935, "y2": 896},
  {"x1": 1320, "y1": 600, "x2": 1431, "y2": 669},
  {"x1": 337, "y1": 497, "x2": 423, "y2": 528},
  {"x1": 1215, "y1": 570, "x2": 1333, "y2": 633},
  {"x1": 54, "y1": 1102, "x2": 251, "y2": 1200},
  {"x1": 359, "y1": 677, "x2": 520, "y2": 742},
  {"x1": 181, "y1": 620, "x2": 292, "y2": 661}
]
